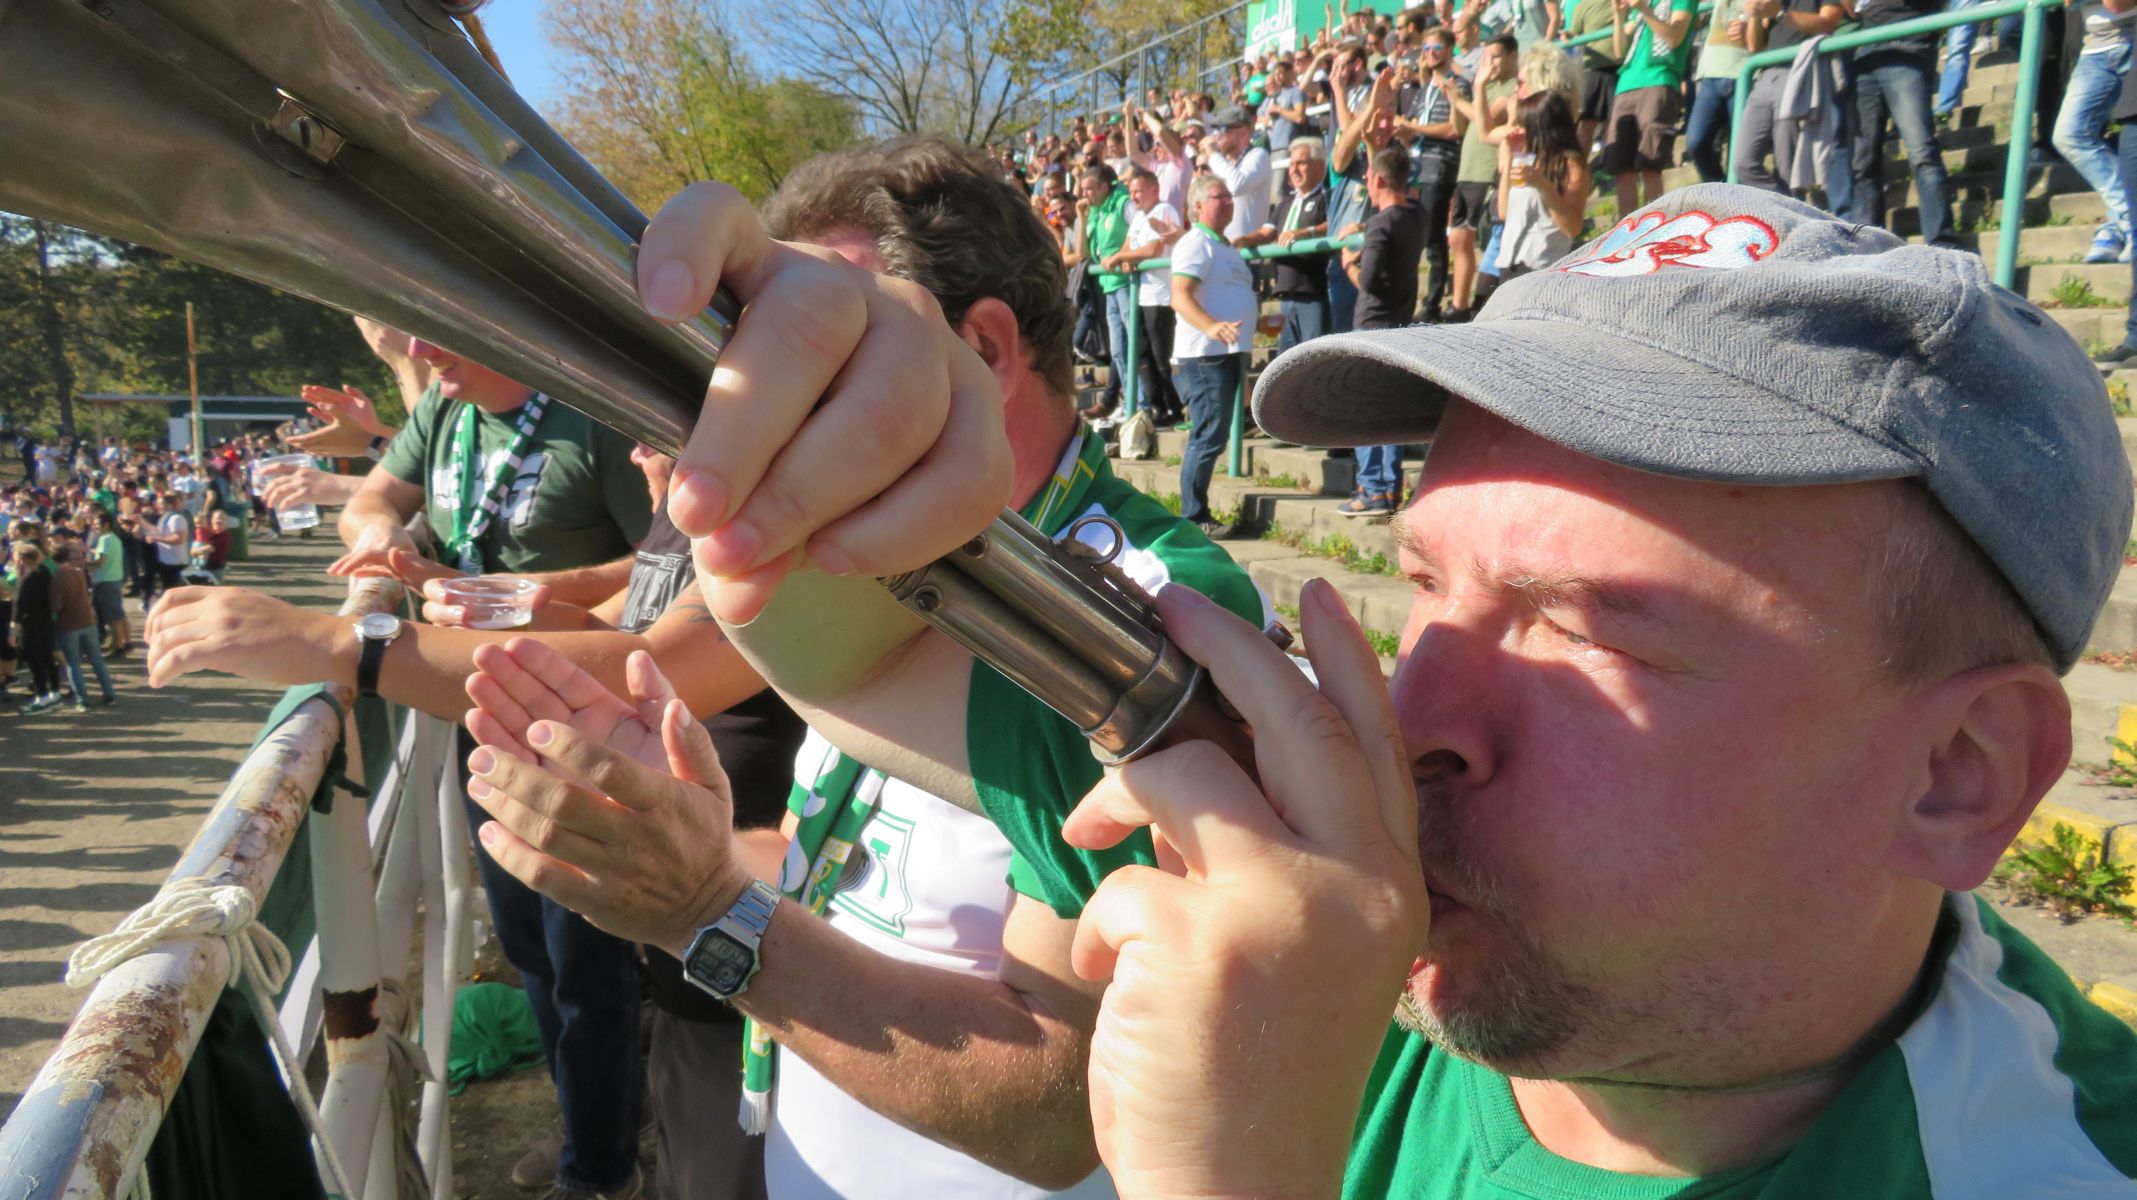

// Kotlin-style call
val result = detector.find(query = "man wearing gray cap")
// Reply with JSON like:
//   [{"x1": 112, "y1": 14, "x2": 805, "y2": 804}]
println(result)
[
  {"x1": 1203, "y1": 105, "x2": 1274, "y2": 241},
  {"x1": 1057, "y1": 184, "x2": 2137, "y2": 1198}
]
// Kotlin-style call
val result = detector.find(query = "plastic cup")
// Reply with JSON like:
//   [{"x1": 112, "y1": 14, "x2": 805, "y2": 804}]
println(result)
[
  {"x1": 255, "y1": 453, "x2": 320, "y2": 530},
  {"x1": 438, "y1": 576, "x2": 540, "y2": 629}
]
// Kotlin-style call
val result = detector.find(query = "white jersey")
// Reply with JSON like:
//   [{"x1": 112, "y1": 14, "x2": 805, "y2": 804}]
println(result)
[{"x1": 764, "y1": 731, "x2": 1117, "y2": 1200}]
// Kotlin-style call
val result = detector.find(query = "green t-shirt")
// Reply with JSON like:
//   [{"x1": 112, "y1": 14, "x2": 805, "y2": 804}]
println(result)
[
  {"x1": 1088, "y1": 185, "x2": 1136, "y2": 295},
  {"x1": 1566, "y1": 0, "x2": 1626, "y2": 69},
  {"x1": 1458, "y1": 80, "x2": 1519, "y2": 185},
  {"x1": 968, "y1": 430, "x2": 1269, "y2": 918},
  {"x1": 1344, "y1": 895, "x2": 2137, "y2": 1198},
  {"x1": 377, "y1": 382, "x2": 652, "y2": 574},
  {"x1": 91, "y1": 531, "x2": 125, "y2": 585},
  {"x1": 1616, "y1": 0, "x2": 1699, "y2": 93}
]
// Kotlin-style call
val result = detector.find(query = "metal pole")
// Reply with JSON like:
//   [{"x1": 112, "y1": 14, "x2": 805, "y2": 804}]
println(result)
[
  {"x1": 1227, "y1": 357, "x2": 1246, "y2": 477},
  {"x1": 1728, "y1": 59, "x2": 1753, "y2": 185},
  {"x1": 1997, "y1": 0, "x2": 2044, "y2": 290},
  {"x1": 1123, "y1": 273, "x2": 1141, "y2": 418},
  {"x1": 309, "y1": 710, "x2": 387, "y2": 1200},
  {"x1": 184, "y1": 301, "x2": 202, "y2": 462}
]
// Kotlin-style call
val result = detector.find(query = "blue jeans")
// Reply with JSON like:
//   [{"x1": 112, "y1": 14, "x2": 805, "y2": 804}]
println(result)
[
  {"x1": 55, "y1": 626, "x2": 112, "y2": 703},
  {"x1": 2054, "y1": 45, "x2": 2133, "y2": 231},
  {"x1": 1686, "y1": 76, "x2": 1736, "y2": 183},
  {"x1": 1101, "y1": 286, "x2": 1134, "y2": 410},
  {"x1": 1327, "y1": 265, "x2": 1359, "y2": 334},
  {"x1": 459, "y1": 732, "x2": 642, "y2": 1191},
  {"x1": 1849, "y1": 47, "x2": 1954, "y2": 245},
  {"x1": 1354, "y1": 444, "x2": 1403, "y2": 499},
  {"x1": 1176, "y1": 354, "x2": 1242, "y2": 524},
  {"x1": 1937, "y1": 2, "x2": 2026, "y2": 114},
  {"x1": 2121, "y1": 121, "x2": 2137, "y2": 346},
  {"x1": 1278, "y1": 295, "x2": 1331, "y2": 355}
]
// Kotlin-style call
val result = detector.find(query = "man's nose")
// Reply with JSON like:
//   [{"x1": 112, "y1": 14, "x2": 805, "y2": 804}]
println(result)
[{"x1": 1389, "y1": 615, "x2": 1500, "y2": 791}]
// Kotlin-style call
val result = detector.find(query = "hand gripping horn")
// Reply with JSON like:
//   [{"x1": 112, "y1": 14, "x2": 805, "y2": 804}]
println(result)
[{"x1": 0, "y1": 0, "x2": 1284, "y2": 767}]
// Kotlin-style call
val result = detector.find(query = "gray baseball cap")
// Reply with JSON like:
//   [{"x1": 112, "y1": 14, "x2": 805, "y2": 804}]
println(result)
[
  {"x1": 1253, "y1": 184, "x2": 2133, "y2": 671},
  {"x1": 1210, "y1": 104, "x2": 1253, "y2": 129}
]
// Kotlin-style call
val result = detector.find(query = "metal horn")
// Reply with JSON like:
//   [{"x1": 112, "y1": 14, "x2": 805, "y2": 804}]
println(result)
[{"x1": 0, "y1": 0, "x2": 1274, "y2": 766}]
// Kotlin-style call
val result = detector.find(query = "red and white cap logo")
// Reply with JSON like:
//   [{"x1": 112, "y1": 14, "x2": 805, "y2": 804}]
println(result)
[{"x1": 1555, "y1": 210, "x2": 1780, "y2": 278}]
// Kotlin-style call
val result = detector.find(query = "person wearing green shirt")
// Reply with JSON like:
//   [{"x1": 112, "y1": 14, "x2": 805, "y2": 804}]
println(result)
[
  {"x1": 1079, "y1": 166, "x2": 1136, "y2": 420},
  {"x1": 87, "y1": 511, "x2": 129, "y2": 655},
  {"x1": 1563, "y1": 0, "x2": 1626, "y2": 150},
  {"x1": 1605, "y1": 0, "x2": 1698, "y2": 214}
]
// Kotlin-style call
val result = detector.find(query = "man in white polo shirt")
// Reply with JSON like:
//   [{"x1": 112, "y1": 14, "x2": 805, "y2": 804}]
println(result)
[{"x1": 1169, "y1": 173, "x2": 1257, "y2": 541}]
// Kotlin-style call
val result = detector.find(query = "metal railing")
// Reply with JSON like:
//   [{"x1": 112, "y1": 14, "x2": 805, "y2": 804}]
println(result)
[
  {"x1": 1109, "y1": 230, "x2": 1364, "y2": 477},
  {"x1": 0, "y1": 578, "x2": 478, "y2": 1200},
  {"x1": 1728, "y1": 0, "x2": 2050, "y2": 287},
  {"x1": 1017, "y1": 0, "x2": 1253, "y2": 138}
]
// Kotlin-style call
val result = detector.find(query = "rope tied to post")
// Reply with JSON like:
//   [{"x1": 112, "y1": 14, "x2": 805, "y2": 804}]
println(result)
[{"x1": 65, "y1": 877, "x2": 355, "y2": 1200}]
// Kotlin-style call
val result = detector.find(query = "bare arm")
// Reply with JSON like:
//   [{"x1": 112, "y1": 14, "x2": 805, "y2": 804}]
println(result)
[
  {"x1": 336, "y1": 465, "x2": 425, "y2": 549},
  {"x1": 728, "y1": 893, "x2": 1105, "y2": 1188}
]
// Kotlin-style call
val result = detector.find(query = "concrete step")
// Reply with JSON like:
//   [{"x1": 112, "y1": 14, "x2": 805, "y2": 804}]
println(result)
[
  {"x1": 1890, "y1": 185, "x2": 2109, "y2": 239},
  {"x1": 2016, "y1": 261, "x2": 2130, "y2": 307},
  {"x1": 1910, "y1": 224, "x2": 2097, "y2": 263},
  {"x1": 2068, "y1": 661, "x2": 2137, "y2": 764},
  {"x1": 1224, "y1": 538, "x2": 1418, "y2": 644},
  {"x1": 2045, "y1": 305, "x2": 2128, "y2": 351}
]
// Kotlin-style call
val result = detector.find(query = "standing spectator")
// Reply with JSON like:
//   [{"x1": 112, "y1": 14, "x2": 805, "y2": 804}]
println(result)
[
  {"x1": 1170, "y1": 175, "x2": 1255, "y2": 540},
  {"x1": 12, "y1": 542, "x2": 60, "y2": 713},
  {"x1": 1339, "y1": 143, "x2": 1427, "y2": 518},
  {"x1": 0, "y1": 561, "x2": 14, "y2": 709},
  {"x1": 1448, "y1": 37, "x2": 1520, "y2": 321},
  {"x1": 88, "y1": 511, "x2": 129, "y2": 657},
  {"x1": 1496, "y1": 89, "x2": 1596, "y2": 279},
  {"x1": 1605, "y1": 0, "x2": 1699, "y2": 215},
  {"x1": 1262, "y1": 59, "x2": 1310, "y2": 152},
  {"x1": 2057, "y1": 0, "x2": 2135, "y2": 262},
  {"x1": 1847, "y1": 0, "x2": 1957, "y2": 245},
  {"x1": 1733, "y1": 0, "x2": 1853, "y2": 197},
  {"x1": 1395, "y1": 27, "x2": 1465, "y2": 322},
  {"x1": 49, "y1": 543, "x2": 114, "y2": 712},
  {"x1": 1078, "y1": 166, "x2": 1135, "y2": 423},
  {"x1": 1270, "y1": 137, "x2": 1335, "y2": 353},
  {"x1": 1105, "y1": 168, "x2": 1188, "y2": 426},
  {"x1": 1685, "y1": 1, "x2": 1751, "y2": 181},
  {"x1": 143, "y1": 490, "x2": 192, "y2": 610},
  {"x1": 1205, "y1": 106, "x2": 1276, "y2": 240},
  {"x1": 1566, "y1": 0, "x2": 1627, "y2": 151},
  {"x1": 1126, "y1": 102, "x2": 1191, "y2": 214},
  {"x1": 2092, "y1": 1, "x2": 2137, "y2": 368}
]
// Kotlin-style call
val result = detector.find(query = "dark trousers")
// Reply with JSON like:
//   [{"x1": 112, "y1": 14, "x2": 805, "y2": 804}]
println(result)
[
  {"x1": 1176, "y1": 354, "x2": 1242, "y2": 524},
  {"x1": 458, "y1": 729, "x2": 643, "y2": 1191},
  {"x1": 1686, "y1": 76, "x2": 1736, "y2": 183},
  {"x1": 1848, "y1": 47, "x2": 1954, "y2": 245},
  {"x1": 22, "y1": 630, "x2": 59, "y2": 696},
  {"x1": 1137, "y1": 304, "x2": 1184, "y2": 419},
  {"x1": 1415, "y1": 163, "x2": 1456, "y2": 320},
  {"x1": 1277, "y1": 294, "x2": 1331, "y2": 355},
  {"x1": 649, "y1": 1009, "x2": 767, "y2": 1200},
  {"x1": 1327, "y1": 265, "x2": 1360, "y2": 334}
]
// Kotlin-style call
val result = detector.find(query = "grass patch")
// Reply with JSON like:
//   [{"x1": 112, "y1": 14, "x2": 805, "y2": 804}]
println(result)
[
  {"x1": 1274, "y1": 599, "x2": 1407, "y2": 660},
  {"x1": 1994, "y1": 821, "x2": 2137, "y2": 922},
  {"x1": 1162, "y1": 452, "x2": 1182, "y2": 466},
  {"x1": 2110, "y1": 379, "x2": 2133, "y2": 418},
  {"x1": 1252, "y1": 470, "x2": 1306, "y2": 490},
  {"x1": 1265, "y1": 522, "x2": 1404, "y2": 578},
  {"x1": 2044, "y1": 275, "x2": 2117, "y2": 310}
]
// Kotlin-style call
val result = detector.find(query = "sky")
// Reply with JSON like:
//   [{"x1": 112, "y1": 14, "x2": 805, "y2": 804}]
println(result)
[{"x1": 473, "y1": 2, "x2": 566, "y2": 117}]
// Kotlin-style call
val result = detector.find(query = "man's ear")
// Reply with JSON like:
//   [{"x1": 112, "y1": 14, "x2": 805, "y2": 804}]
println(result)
[
  {"x1": 1889, "y1": 663, "x2": 2071, "y2": 891},
  {"x1": 955, "y1": 297, "x2": 1028, "y2": 398}
]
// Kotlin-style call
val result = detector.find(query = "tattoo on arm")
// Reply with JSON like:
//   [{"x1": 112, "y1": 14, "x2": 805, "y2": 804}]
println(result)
[{"x1": 669, "y1": 585, "x2": 731, "y2": 635}]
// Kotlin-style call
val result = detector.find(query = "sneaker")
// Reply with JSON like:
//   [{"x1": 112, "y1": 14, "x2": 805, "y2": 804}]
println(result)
[
  {"x1": 2095, "y1": 342, "x2": 2137, "y2": 369},
  {"x1": 1196, "y1": 518, "x2": 1240, "y2": 541},
  {"x1": 70, "y1": 700, "x2": 88, "y2": 714},
  {"x1": 1337, "y1": 493, "x2": 1394, "y2": 518},
  {"x1": 24, "y1": 695, "x2": 57, "y2": 714},
  {"x1": 538, "y1": 1167, "x2": 642, "y2": 1200},
  {"x1": 510, "y1": 1134, "x2": 562, "y2": 1189},
  {"x1": 102, "y1": 695, "x2": 117, "y2": 707},
  {"x1": 2084, "y1": 223, "x2": 2126, "y2": 264}
]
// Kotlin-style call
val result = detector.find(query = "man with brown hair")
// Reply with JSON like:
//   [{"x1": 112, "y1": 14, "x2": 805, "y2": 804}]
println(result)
[{"x1": 458, "y1": 136, "x2": 1263, "y2": 1197}]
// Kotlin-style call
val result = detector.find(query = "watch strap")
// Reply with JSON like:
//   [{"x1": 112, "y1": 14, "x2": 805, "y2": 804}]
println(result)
[{"x1": 356, "y1": 629, "x2": 388, "y2": 698}]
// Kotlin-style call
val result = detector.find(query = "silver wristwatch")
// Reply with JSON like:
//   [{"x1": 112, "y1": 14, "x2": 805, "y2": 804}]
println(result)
[{"x1": 680, "y1": 878, "x2": 781, "y2": 1000}]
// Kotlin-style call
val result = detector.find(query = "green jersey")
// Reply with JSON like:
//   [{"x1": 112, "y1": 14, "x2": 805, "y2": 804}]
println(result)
[
  {"x1": 968, "y1": 430, "x2": 1269, "y2": 917},
  {"x1": 1615, "y1": 0, "x2": 1699, "y2": 93},
  {"x1": 378, "y1": 382, "x2": 651, "y2": 574},
  {"x1": 91, "y1": 531, "x2": 125, "y2": 585},
  {"x1": 1088, "y1": 185, "x2": 1136, "y2": 295},
  {"x1": 1345, "y1": 894, "x2": 2137, "y2": 1198}
]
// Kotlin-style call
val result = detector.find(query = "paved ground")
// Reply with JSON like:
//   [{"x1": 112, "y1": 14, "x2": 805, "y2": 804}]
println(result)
[{"x1": 0, "y1": 528, "x2": 350, "y2": 1116}]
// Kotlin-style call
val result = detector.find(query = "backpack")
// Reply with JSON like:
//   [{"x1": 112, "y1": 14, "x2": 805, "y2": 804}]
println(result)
[{"x1": 1116, "y1": 408, "x2": 1157, "y2": 461}]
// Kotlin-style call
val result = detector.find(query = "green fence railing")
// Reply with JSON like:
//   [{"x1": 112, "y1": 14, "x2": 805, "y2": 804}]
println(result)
[
  {"x1": 1111, "y1": 232, "x2": 1364, "y2": 477},
  {"x1": 1728, "y1": 0, "x2": 2050, "y2": 287}
]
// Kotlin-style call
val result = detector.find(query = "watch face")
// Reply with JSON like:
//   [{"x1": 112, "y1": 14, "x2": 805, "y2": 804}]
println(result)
[
  {"x1": 686, "y1": 932, "x2": 754, "y2": 996},
  {"x1": 357, "y1": 612, "x2": 399, "y2": 639}
]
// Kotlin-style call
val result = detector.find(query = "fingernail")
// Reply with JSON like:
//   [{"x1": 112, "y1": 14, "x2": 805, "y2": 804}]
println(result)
[
  {"x1": 670, "y1": 470, "x2": 728, "y2": 531},
  {"x1": 467, "y1": 747, "x2": 494, "y2": 774},
  {"x1": 446, "y1": 606, "x2": 465, "y2": 623},
  {"x1": 467, "y1": 777, "x2": 491, "y2": 799},
  {"x1": 528, "y1": 722, "x2": 553, "y2": 747},
  {"x1": 478, "y1": 822, "x2": 498, "y2": 846},
  {"x1": 808, "y1": 540, "x2": 853, "y2": 577},
  {"x1": 643, "y1": 259, "x2": 698, "y2": 321}
]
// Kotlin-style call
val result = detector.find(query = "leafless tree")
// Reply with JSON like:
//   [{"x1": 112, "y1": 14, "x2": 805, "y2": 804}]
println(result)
[{"x1": 749, "y1": 0, "x2": 1034, "y2": 147}]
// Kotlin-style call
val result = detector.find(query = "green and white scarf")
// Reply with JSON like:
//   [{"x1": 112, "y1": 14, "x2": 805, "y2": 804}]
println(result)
[
  {"x1": 736, "y1": 429, "x2": 1101, "y2": 1134},
  {"x1": 441, "y1": 393, "x2": 548, "y2": 575}
]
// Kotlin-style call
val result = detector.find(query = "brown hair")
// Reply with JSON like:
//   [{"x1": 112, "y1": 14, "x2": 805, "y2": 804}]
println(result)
[{"x1": 762, "y1": 136, "x2": 1075, "y2": 398}]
